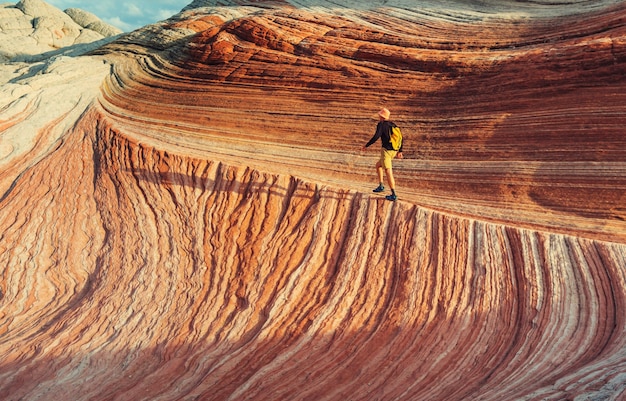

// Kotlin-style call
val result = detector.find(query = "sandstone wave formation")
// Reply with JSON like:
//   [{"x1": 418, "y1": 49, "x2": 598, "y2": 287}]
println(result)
[{"x1": 1, "y1": 0, "x2": 626, "y2": 400}]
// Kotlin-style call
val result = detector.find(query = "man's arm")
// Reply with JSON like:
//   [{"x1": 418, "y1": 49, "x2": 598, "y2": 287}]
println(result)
[{"x1": 362, "y1": 122, "x2": 383, "y2": 149}]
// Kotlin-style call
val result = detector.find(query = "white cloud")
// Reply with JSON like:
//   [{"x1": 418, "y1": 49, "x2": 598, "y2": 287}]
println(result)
[
  {"x1": 105, "y1": 16, "x2": 133, "y2": 32},
  {"x1": 125, "y1": 4, "x2": 143, "y2": 18},
  {"x1": 155, "y1": 8, "x2": 178, "y2": 20}
]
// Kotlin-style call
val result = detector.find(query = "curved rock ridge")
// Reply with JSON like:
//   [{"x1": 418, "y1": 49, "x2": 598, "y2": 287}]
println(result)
[
  {"x1": 2, "y1": 113, "x2": 626, "y2": 400},
  {"x1": 1, "y1": 1, "x2": 626, "y2": 400},
  {"x1": 0, "y1": 0, "x2": 122, "y2": 62},
  {"x1": 101, "y1": 0, "x2": 626, "y2": 242}
]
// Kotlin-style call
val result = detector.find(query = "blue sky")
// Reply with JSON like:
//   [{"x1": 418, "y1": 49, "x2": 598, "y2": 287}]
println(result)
[{"x1": 46, "y1": 0, "x2": 192, "y2": 32}]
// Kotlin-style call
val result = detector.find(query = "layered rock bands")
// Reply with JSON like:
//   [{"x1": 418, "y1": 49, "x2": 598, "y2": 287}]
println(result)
[{"x1": 1, "y1": 1, "x2": 626, "y2": 400}]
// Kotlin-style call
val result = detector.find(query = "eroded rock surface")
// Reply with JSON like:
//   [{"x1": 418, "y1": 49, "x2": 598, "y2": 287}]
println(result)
[
  {"x1": 1, "y1": 1, "x2": 626, "y2": 400},
  {"x1": 0, "y1": 0, "x2": 122, "y2": 62}
]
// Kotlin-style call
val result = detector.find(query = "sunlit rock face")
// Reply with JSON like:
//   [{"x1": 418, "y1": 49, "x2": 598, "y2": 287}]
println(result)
[{"x1": 1, "y1": 1, "x2": 626, "y2": 400}]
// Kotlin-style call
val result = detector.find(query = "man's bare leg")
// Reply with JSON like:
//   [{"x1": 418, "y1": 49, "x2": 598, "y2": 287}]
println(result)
[
  {"x1": 376, "y1": 161, "x2": 385, "y2": 185},
  {"x1": 385, "y1": 167, "x2": 396, "y2": 191}
]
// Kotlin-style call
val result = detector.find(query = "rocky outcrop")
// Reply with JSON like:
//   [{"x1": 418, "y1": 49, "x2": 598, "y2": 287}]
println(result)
[
  {"x1": 64, "y1": 7, "x2": 121, "y2": 38},
  {"x1": 1, "y1": 1, "x2": 626, "y2": 400},
  {"x1": 0, "y1": 0, "x2": 122, "y2": 62}
]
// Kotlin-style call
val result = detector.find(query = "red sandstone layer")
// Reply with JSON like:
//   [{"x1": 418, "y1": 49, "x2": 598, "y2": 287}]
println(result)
[{"x1": 1, "y1": 1, "x2": 626, "y2": 400}]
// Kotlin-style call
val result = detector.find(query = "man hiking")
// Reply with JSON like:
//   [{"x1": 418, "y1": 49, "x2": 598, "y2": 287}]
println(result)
[{"x1": 361, "y1": 108, "x2": 404, "y2": 201}]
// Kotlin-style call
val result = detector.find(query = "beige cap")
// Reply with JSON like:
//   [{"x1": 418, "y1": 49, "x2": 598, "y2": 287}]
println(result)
[{"x1": 378, "y1": 108, "x2": 390, "y2": 120}]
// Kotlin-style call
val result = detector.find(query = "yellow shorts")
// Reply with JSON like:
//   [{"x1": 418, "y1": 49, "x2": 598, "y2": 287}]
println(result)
[{"x1": 379, "y1": 149, "x2": 398, "y2": 169}]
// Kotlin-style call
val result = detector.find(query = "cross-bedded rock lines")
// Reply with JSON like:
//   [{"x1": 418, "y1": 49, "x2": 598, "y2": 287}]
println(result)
[{"x1": 1, "y1": 1, "x2": 626, "y2": 400}]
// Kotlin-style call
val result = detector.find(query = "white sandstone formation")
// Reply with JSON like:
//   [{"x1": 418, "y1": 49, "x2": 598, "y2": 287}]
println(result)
[{"x1": 0, "y1": 0, "x2": 122, "y2": 62}]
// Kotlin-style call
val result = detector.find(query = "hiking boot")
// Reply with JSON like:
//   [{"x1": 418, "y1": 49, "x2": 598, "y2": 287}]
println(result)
[
  {"x1": 373, "y1": 184, "x2": 385, "y2": 193},
  {"x1": 386, "y1": 193, "x2": 397, "y2": 201}
]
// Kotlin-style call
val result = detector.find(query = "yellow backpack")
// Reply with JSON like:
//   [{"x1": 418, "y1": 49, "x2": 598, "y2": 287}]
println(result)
[{"x1": 390, "y1": 124, "x2": 403, "y2": 151}]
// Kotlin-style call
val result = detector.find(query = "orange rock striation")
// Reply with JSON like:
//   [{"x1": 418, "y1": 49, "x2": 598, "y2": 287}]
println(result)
[{"x1": 1, "y1": 1, "x2": 626, "y2": 400}]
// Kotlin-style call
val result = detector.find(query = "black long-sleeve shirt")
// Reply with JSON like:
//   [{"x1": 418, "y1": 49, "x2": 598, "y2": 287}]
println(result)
[{"x1": 364, "y1": 120, "x2": 403, "y2": 152}]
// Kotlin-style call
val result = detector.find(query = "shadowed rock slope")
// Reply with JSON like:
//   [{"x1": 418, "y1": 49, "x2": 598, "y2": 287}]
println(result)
[{"x1": 1, "y1": 1, "x2": 626, "y2": 400}]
